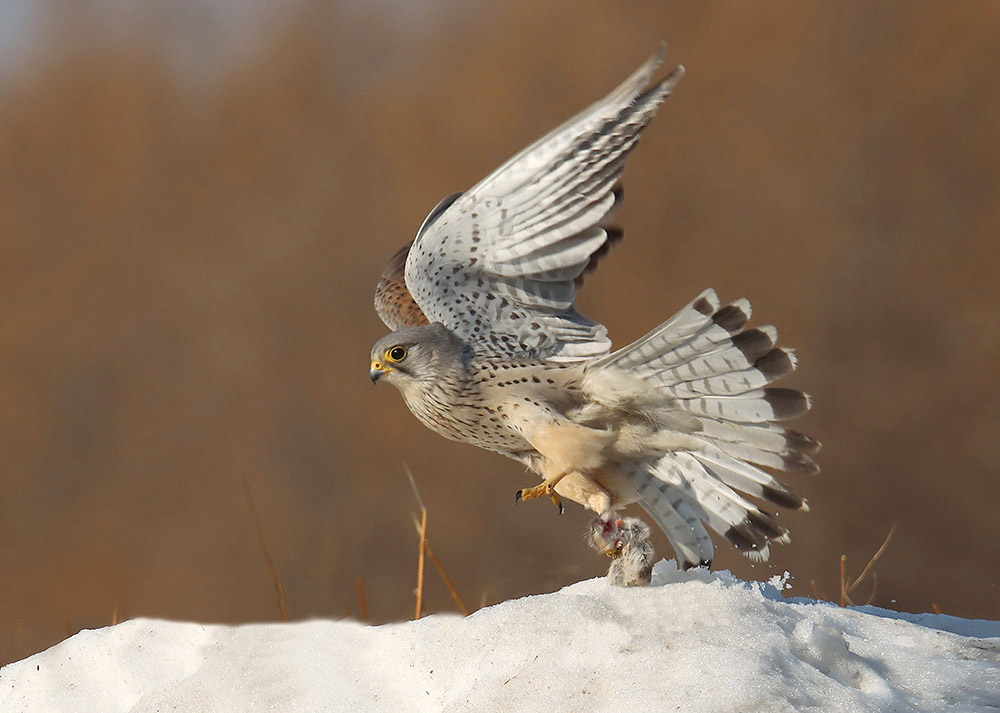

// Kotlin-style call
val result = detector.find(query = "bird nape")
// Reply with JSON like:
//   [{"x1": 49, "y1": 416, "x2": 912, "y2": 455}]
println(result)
[{"x1": 369, "y1": 46, "x2": 818, "y2": 586}]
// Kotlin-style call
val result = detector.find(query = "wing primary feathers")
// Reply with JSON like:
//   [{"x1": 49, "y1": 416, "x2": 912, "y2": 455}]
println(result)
[
  {"x1": 575, "y1": 224, "x2": 623, "y2": 287},
  {"x1": 415, "y1": 191, "x2": 463, "y2": 240},
  {"x1": 401, "y1": 47, "x2": 685, "y2": 361},
  {"x1": 373, "y1": 242, "x2": 430, "y2": 330},
  {"x1": 374, "y1": 191, "x2": 463, "y2": 330}
]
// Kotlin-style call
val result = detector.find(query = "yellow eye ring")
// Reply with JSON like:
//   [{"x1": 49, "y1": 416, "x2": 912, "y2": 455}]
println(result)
[{"x1": 385, "y1": 346, "x2": 407, "y2": 363}]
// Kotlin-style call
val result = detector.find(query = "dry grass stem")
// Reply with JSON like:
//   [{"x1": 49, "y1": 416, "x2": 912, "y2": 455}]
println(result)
[
  {"x1": 242, "y1": 477, "x2": 289, "y2": 621},
  {"x1": 810, "y1": 579, "x2": 829, "y2": 602},
  {"x1": 406, "y1": 466, "x2": 432, "y2": 620},
  {"x1": 406, "y1": 468, "x2": 469, "y2": 617},
  {"x1": 848, "y1": 525, "x2": 895, "y2": 594},
  {"x1": 838, "y1": 525, "x2": 895, "y2": 608},
  {"x1": 932, "y1": 603, "x2": 944, "y2": 615},
  {"x1": 427, "y1": 545, "x2": 469, "y2": 616},
  {"x1": 415, "y1": 508, "x2": 428, "y2": 620},
  {"x1": 405, "y1": 464, "x2": 425, "y2": 513},
  {"x1": 864, "y1": 571, "x2": 879, "y2": 606},
  {"x1": 411, "y1": 514, "x2": 469, "y2": 616},
  {"x1": 111, "y1": 603, "x2": 119, "y2": 626},
  {"x1": 355, "y1": 577, "x2": 368, "y2": 621},
  {"x1": 840, "y1": 555, "x2": 851, "y2": 607}
]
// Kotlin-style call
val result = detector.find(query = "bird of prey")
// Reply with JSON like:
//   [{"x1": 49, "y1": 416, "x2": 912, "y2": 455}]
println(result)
[{"x1": 370, "y1": 48, "x2": 818, "y2": 584}]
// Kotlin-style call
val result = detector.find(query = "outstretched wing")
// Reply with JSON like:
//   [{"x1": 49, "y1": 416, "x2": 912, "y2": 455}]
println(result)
[
  {"x1": 401, "y1": 48, "x2": 684, "y2": 361},
  {"x1": 375, "y1": 197, "x2": 623, "y2": 331},
  {"x1": 374, "y1": 243, "x2": 430, "y2": 331},
  {"x1": 374, "y1": 193, "x2": 464, "y2": 330}
]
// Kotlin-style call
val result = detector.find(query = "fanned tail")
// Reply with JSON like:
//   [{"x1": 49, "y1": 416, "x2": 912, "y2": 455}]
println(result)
[{"x1": 596, "y1": 289, "x2": 819, "y2": 563}]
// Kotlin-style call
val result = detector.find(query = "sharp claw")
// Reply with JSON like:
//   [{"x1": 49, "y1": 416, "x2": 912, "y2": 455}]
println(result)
[
  {"x1": 518, "y1": 484, "x2": 563, "y2": 510},
  {"x1": 548, "y1": 491, "x2": 564, "y2": 515}
]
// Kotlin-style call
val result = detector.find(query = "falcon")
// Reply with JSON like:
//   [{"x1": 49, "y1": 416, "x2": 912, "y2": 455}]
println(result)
[{"x1": 370, "y1": 48, "x2": 819, "y2": 585}]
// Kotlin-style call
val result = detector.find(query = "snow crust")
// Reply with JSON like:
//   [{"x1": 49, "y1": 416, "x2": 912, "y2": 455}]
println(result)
[{"x1": 3, "y1": 562, "x2": 999, "y2": 712}]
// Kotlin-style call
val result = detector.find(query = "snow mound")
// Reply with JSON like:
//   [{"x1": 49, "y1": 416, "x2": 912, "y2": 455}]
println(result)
[{"x1": 3, "y1": 562, "x2": 999, "y2": 712}]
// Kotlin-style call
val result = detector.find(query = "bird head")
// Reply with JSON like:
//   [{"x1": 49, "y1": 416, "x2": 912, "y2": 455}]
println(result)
[{"x1": 369, "y1": 323, "x2": 467, "y2": 388}]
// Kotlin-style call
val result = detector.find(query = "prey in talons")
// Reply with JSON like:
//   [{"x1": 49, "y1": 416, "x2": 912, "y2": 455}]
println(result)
[{"x1": 590, "y1": 515, "x2": 655, "y2": 587}]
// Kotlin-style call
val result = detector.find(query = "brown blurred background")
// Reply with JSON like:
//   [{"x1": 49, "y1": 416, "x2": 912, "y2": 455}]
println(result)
[{"x1": 1, "y1": 0, "x2": 998, "y2": 665}]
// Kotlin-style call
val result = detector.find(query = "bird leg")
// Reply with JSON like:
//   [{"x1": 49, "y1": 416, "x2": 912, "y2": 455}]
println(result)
[
  {"x1": 515, "y1": 472, "x2": 567, "y2": 514},
  {"x1": 589, "y1": 515, "x2": 654, "y2": 587}
]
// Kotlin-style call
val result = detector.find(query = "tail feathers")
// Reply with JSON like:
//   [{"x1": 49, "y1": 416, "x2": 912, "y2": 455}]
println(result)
[
  {"x1": 658, "y1": 348, "x2": 797, "y2": 398},
  {"x1": 694, "y1": 419, "x2": 821, "y2": 474},
  {"x1": 606, "y1": 289, "x2": 817, "y2": 563},
  {"x1": 695, "y1": 420, "x2": 821, "y2": 458},
  {"x1": 595, "y1": 290, "x2": 811, "y2": 422},
  {"x1": 695, "y1": 436, "x2": 820, "y2": 475},
  {"x1": 678, "y1": 388, "x2": 811, "y2": 423},
  {"x1": 630, "y1": 299, "x2": 751, "y2": 375},
  {"x1": 669, "y1": 494, "x2": 715, "y2": 565},
  {"x1": 637, "y1": 480, "x2": 714, "y2": 568},
  {"x1": 591, "y1": 288, "x2": 719, "y2": 372},
  {"x1": 637, "y1": 495, "x2": 707, "y2": 569},
  {"x1": 653, "y1": 327, "x2": 778, "y2": 383},
  {"x1": 595, "y1": 292, "x2": 795, "y2": 403},
  {"x1": 647, "y1": 451, "x2": 792, "y2": 561},
  {"x1": 690, "y1": 446, "x2": 808, "y2": 512}
]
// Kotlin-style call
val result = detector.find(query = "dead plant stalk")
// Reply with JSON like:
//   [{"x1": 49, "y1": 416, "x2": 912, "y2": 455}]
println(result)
[
  {"x1": 410, "y1": 514, "x2": 470, "y2": 616},
  {"x1": 242, "y1": 477, "x2": 289, "y2": 621},
  {"x1": 839, "y1": 525, "x2": 895, "y2": 607}
]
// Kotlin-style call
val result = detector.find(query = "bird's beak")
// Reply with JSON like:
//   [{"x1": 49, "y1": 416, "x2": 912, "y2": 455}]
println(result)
[{"x1": 370, "y1": 361, "x2": 388, "y2": 383}]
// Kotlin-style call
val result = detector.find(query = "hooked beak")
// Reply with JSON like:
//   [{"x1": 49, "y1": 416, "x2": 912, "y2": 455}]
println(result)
[{"x1": 370, "y1": 361, "x2": 389, "y2": 383}]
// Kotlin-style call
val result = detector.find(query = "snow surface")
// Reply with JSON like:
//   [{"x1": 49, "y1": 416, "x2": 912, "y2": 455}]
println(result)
[{"x1": 3, "y1": 562, "x2": 999, "y2": 712}]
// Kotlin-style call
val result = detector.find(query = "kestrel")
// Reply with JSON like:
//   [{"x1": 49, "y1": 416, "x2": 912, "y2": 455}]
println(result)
[{"x1": 370, "y1": 48, "x2": 818, "y2": 584}]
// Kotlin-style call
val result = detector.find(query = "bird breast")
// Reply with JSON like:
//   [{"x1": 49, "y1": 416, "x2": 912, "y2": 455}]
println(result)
[{"x1": 399, "y1": 360, "x2": 586, "y2": 458}]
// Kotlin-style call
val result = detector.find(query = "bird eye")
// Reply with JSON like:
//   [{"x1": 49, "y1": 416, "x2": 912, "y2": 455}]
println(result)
[{"x1": 386, "y1": 346, "x2": 407, "y2": 362}]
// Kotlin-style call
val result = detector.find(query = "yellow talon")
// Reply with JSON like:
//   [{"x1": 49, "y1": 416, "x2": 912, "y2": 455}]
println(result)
[
  {"x1": 517, "y1": 483, "x2": 552, "y2": 501},
  {"x1": 515, "y1": 477, "x2": 566, "y2": 514}
]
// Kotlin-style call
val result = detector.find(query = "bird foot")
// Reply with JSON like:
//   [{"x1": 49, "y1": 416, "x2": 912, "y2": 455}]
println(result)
[
  {"x1": 589, "y1": 515, "x2": 654, "y2": 587},
  {"x1": 515, "y1": 482, "x2": 564, "y2": 514}
]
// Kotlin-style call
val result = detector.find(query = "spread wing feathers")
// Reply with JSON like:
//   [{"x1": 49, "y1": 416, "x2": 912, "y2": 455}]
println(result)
[
  {"x1": 404, "y1": 48, "x2": 684, "y2": 361},
  {"x1": 575, "y1": 221, "x2": 624, "y2": 287},
  {"x1": 374, "y1": 242, "x2": 430, "y2": 330},
  {"x1": 374, "y1": 192, "x2": 463, "y2": 330}
]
